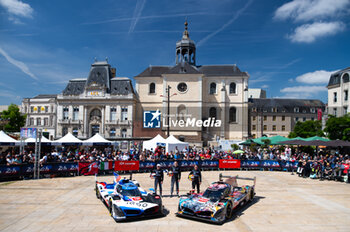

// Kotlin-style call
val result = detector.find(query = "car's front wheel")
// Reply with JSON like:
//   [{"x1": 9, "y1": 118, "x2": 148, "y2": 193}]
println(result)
[{"x1": 225, "y1": 203, "x2": 232, "y2": 220}]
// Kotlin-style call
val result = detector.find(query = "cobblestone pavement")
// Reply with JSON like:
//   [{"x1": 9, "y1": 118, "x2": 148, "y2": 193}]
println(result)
[{"x1": 1, "y1": 171, "x2": 350, "y2": 232}]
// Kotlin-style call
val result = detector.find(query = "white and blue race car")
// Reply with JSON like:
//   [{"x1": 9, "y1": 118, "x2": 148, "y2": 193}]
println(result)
[{"x1": 95, "y1": 173, "x2": 165, "y2": 221}]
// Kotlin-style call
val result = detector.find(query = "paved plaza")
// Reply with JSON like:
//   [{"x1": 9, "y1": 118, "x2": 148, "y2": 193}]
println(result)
[{"x1": 0, "y1": 171, "x2": 349, "y2": 232}]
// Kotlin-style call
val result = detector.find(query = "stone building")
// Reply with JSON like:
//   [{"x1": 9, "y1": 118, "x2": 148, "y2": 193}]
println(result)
[
  {"x1": 248, "y1": 98, "x2": 325, "y2": 138},
  {"x1": 134, "y1": 21, "x2": 250, "y2": 145},
  {"x1": 327, "y1": 67, "x2": 350, "y2": 116},
  {"x1": 21, "y1": 95, "x2": 57, "y2": 140},
  {"x1": 22, "y1": 61, "x2": 136, "y2": 140}
]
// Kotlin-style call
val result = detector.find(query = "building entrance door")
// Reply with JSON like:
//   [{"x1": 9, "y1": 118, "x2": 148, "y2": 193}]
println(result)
[{"x1": 91, "y1": 124, "x2": 100, "y2": 136}]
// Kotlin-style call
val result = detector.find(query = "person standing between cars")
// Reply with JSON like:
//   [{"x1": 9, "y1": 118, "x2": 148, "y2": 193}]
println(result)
[
  {"x1": 170, "y1": 161, "x2": 181, "y2": 197},
  {"x1": 153, "y1": 164, "x2": 164, "y2": 196},
  {"x1": 190, "y1": 164, "x2": 202, "y2": 193}
]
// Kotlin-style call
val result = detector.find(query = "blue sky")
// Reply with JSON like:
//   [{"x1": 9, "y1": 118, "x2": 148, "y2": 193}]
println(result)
[{"x1": 0, "y1": 0, "x2": 349, "y2": 105}]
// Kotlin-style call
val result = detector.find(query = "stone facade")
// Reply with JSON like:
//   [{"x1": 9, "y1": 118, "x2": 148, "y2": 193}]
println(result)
[
  {"x1": 248, "y1": 98, "x2": 325, "y2": 138},
  {"x1": 134, "y1": 22, "x2": 249, "y2": 145},
  {"x1": 21, "y1": 95, "x2": 57, "y2": 140},
  {"x1": 327, "y1": 67, "x2": 350, "y2": 117}
]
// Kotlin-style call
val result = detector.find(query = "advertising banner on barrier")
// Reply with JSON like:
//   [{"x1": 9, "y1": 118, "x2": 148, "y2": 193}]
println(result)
[
  {"x1": 261, "y1": 160, "x2": 280, "y2": 168},
  {"x1": 56, "y1": 163, "x2": 79, "y2": 173},
  {"x1": 201, "y1": 160, "x2": 219, "y2": 169},
  {"x1": 22, "y1": 164, "x2": 34, "y2": 175},
  {"x1": 281, "y1": 161, "x2": 298, "y2": 169},
  {"x1": 139, "y1": 161, "x2": 155, "y2": 170},
  {"x1": 180, "y1": 160, "x2": 199, "y2": 169},
  {"x1": 219, "y1": 159, "x2": 241, "y2": 169},
  {"x1": 157, "y1": 161, "x2": 174, "y2": 169},
  {"x1": 115, "y1": 161, "x2": 139, "y2": 171},
  {"x1": 79, "y1": 162, "x2": 99, "y2": 175},
  {"x1": 241, "y1": 160, "x2": 260, "y2": 168},
  {"x1": 0, "y1": 165, "x2": 21, "y2": 176}
]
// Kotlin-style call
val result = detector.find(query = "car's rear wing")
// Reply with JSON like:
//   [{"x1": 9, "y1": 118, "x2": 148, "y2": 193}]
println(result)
[{"x1": 219, "y1": 173, "x2": 256, "y2": 187}]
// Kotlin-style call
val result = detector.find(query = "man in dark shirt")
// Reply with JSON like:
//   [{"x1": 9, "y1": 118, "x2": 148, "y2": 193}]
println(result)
[
  {"x1": 170, "y1": 161, "x2": 181, "y2": 197},
  {"x1": 153, "y1": 164, "x2": 164, "y2": 196},
  {"x1": 190, "y1": 164, "x2": 202, "y2": 193}
]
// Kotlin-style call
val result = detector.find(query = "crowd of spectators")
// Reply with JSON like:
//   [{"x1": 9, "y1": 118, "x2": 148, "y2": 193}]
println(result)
[{"x1": 0, "y1": 145, "x2": 349, "y2": 182}]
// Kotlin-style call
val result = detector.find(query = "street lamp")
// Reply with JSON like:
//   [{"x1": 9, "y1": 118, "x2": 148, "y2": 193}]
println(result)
[{"x1": 160, "y1": 85, "x2": 177, "y2": 136}]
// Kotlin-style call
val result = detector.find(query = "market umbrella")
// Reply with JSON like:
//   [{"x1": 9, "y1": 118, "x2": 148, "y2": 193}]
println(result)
[
  {"x1": 268, "y1": 135, "x2": 291, "y2": 145},
  {"x1": 304, "y1": 136, "x2": 330, "y2": 142},
  {"x1": 232, "y1": 150, "x2": 244, "y2": 154}
]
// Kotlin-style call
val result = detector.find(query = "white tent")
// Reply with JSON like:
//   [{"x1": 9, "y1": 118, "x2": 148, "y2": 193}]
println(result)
[
  {"x1": 142, "y1": 134, "x2": 167, "y2": 151},
  {"x1": 165, "y1": 135, "x2": 189, "y2": 153},
  {"x1": 83, "y1": 133, "x2": 112, "y2": 146},
  {"x1": 0, "y1": 130, "x2": 19, "y2": 146},
  {"x1": 52, "y1": 132, "x2": 83, "y2": 145},
  {"x1": 25, "y1": 136, "x2": 52, "y2": 145}
]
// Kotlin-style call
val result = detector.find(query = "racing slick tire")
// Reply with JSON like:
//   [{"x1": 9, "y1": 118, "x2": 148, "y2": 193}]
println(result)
[
  {"x1": 249, "y1": 188, "x2": 255, "y2": 202},
  {"x1": 225, "y1": 202, "x2": 233, "y2": 220},
  {"x1": 95, "y1": 183, "x2": 100, "y2": 199},
  {"x1": 108, "y1": 199, "x2": 113, "y2": 214}
]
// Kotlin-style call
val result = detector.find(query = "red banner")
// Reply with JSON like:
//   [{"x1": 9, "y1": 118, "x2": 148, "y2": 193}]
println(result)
[
  {"x1": 317, "y1": 108, "x2": 322, "y2": 121},
  {"x1": 219, "y1": 159, "x2": 241, "y2": 169},
  {"x1": 79, "y1": 162, "x2": 98, "y2": 175},
  {"x1": 115, "y1": 161, "x2": 139, "y2": 171}
]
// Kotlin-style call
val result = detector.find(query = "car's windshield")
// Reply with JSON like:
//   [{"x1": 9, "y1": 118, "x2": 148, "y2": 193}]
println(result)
[
  {"x1": 202, "y1": 188, "x2": 225, "y2": 201},
  {"x1": 120, "y1": 188, "x2": 141, "y2": 196}
]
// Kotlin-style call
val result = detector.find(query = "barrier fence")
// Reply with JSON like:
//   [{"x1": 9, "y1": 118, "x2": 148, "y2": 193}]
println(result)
[{"x1": 0, "y1": 159, "x2": 300, "y2": 180}]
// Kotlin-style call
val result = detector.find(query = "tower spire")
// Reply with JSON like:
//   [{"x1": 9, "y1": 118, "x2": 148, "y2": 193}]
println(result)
[{"x1": 183, "y1": 19, "x2": 189, "y2": 39}]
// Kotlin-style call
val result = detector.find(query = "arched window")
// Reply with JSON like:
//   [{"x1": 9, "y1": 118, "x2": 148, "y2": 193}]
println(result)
[
  {"x1": 149, "y1": 83, "x2": 156, "y2": 94},
  {"x1": 343, "y1": 73, "x2": 349, "y2": 83},
  {"x1": 209, "y1": 107, "x2": 217, "y2": 119},
  {"x1": 229, "y1": 107, "x2": 237, "y2": 122},
  {"x1": 121, "y1": 128, "x2": 127, "y2": 138},
  {"x1": 177, "y1": 105, "x2": 186, "y2": 120},
  {"x1": 90, "y1": 109, "x2": 101, "y2": 121},
  {"x1": 229, "y1": 82, "x2": 236, "y2": 94},
  {"x1": 210, "y1": 82, "x2": 216, "y2": 95}
]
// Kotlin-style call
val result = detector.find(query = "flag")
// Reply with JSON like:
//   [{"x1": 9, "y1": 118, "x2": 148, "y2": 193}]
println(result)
[
  {"x1": 113, "y1": 172, "x2": 121, "y2": 184},
  {"x1": 100, "y1": 161, "x2": 113, "y2": 170},
  {"x1": 79, "y1": 162, "x2": 99, "y2": 175}
]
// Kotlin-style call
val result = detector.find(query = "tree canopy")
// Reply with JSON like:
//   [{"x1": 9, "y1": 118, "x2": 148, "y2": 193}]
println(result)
[
  {"x1": 288, "y1": 120, "x2": 324, "y2": 138},
  {"x1": 324, "y1": 114, "x2": 350, "y2": 141},
  {"x1": 1, "y1": 104, "x2": 26, "y2": 132}
]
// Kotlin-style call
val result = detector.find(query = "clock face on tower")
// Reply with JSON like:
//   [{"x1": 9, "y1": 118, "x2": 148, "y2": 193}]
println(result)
[{"x1": 177, "y1": 82, "x2": 187, "y2": 93}]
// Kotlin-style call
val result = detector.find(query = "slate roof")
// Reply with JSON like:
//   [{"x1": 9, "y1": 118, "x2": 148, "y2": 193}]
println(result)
[
  {"x1": 135, "y1": 62, "x2": 248, "y2": 77},
  {"x1": 110, "y1": 78, "x2": 135, "y2": 95},
  {"x1": 62, "y1": 79, "x2": 86, "y2": 95},
  {"x1": 327, "y1": 67, "x2": 350, "y2": 87},
  {"x1": 249, "y1": 98, "x2": 325, "y2": 114}
]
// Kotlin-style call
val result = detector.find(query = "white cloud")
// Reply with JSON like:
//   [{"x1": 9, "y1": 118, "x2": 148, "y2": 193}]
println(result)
[
  {"x1": 261, "y1": 84, "x2": 269, "y2": 89},
  {"x1": 0, "y1": 47, "x2": 38, "y2": 80},
  {"x1": 288, "y1": 21, "x2": 345, "y2": 43},
  {"x1": 274, "y1": 0, "x2": 350, "y2": 22},
  {"x1": 280, "y1": 85, "x2": 327, "y2": 98},
  {"x1": 0, "y1": 0, "x2": 33, "y2": 18},
  {"x1": 295, "y1": 70, "x2": 338, "y2": 84}
]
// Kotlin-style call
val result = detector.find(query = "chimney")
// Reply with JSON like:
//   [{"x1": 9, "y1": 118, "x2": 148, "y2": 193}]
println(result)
[{"x1": 111, "y1": 68, "x2": 116, "y2": 77}]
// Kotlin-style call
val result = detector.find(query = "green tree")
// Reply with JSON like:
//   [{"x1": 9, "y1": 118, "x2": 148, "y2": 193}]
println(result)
[
  {"x1": 1, "y1": 104, "x2": 26, "y2": 132},
  {"x1": 288, "y1": 120, "x2": 324, "y2": 138},
  {"x1": 324, "y1": 114, "x2": 350, "y2": 141},
  {"x1": 231, "y1": 143, "x2": 239, "y2": 150}
]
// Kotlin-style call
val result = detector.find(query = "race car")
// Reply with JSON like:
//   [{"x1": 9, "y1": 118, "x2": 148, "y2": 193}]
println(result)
[
  {"x1": 95, "y1": 173, "x2": 165, "y2": 221},
  {"x1": 176, "y1": 174, "x2": 256, "y2": 224}
]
